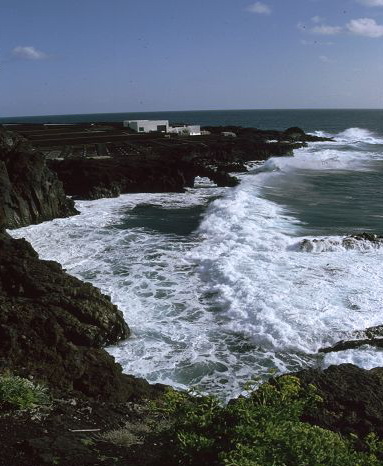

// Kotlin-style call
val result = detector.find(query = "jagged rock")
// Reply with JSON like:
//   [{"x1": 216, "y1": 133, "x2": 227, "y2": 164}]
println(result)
[
  {"x1": 319, "y1": 340, "x2": 383, "y2": 353},
  {"x1": 48, "y1": 156, "x2": 196, "y2": 199},
  {"x1": 295, "y1": 364, "x2": 383, "y2": 438},
  {"x1": 319, "y1": 324, "x2": 383, "y2": 353},
  {"x1": 0, "y1": 232, "x2": 162, "y2": 400},
  {"x1": 0, "y1": 129, "x2": 78, "y2": 229},
  {"x1": 351, "y1": 232, "x2": 383, "y2": 243},
  {"x1": 364, "y1": 325, "x2": 383, "y2": 339},
  {"x1": 298, "y1": 232, "x2": 383, "y2": 252}
]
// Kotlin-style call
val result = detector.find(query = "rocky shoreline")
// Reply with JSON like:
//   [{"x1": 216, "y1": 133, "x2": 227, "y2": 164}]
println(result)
[{"x1": 2, "y1": 125, "x2": 383, "y2": 465}]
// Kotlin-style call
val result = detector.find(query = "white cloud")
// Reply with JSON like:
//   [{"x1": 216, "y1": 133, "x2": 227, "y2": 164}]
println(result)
[
  {"x1": 347, "y1": 17, "x2": 383, "y2": 37},
  {"x1": 12, "y1": 46, "x2": 48, "y2": 60},
  {"x1": 311, "y1": 24, "x2": 343, "y2": 35},
  {"x1": 246, "y1": 2, "x2": 272, "y2": 14},
  {"x1": 356, "y1": 0, "x2": 383, "y2": 6}
]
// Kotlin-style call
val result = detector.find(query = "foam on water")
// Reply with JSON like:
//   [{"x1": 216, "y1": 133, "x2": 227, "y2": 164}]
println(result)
[
  {"x1": 323, "y1": 346, "x2": 383, "y2": 369},
  {"x1": 293, "y1": 236, "x2": 383, "y2": 253},
  {"x1": 190, "y1": 176, "x2": 383, "y2": 354},
  {"x1": 9, "y1": 127, "x2": 383, "y2": 397}
]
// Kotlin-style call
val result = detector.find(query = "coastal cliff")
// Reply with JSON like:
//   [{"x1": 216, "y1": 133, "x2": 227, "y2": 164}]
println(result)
[{"x1": 0, "y1": 129, "x2": 78, "y2": 229}]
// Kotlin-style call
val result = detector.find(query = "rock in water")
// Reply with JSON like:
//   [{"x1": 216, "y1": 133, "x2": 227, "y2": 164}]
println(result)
[{"x1": 0, "y1": 128, "x2": 78, "y2": 229}]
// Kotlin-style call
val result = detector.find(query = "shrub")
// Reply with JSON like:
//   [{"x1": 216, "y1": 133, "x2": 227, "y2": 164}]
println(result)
[
  {"x1": 152, "y1": 376, "x2": 383, "y2": 465},
  {"x1": 0, "y1": 373, "x2": 50, "y2": 410}
]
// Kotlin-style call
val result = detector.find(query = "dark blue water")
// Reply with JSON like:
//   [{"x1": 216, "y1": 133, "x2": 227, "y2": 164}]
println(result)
[{"x1": 1, "y1": 109, "x2": 383, "y2": 135}]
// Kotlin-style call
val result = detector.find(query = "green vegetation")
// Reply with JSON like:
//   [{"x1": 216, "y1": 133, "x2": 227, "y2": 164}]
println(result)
[
  {"x1": 152, "y1": 376, "x2": 383, "y2": 466},
  {"x1": 0, "y1": 373, "x2": 50, "y2": 410}
]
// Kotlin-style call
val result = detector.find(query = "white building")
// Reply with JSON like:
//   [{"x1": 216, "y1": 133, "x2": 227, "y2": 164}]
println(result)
[
  {"x1": 123, "y1": 120, "x2": 201, "y2": 136},
  {"x1": 168, "y1": 125, "x2": 201, "y2": 136},
  {"x1": 123, "y1": 120, "x2": 169, "y2": 133}
]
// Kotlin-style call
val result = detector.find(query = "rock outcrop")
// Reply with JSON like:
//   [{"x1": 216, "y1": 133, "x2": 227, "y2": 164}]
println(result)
[
  {"x1": 319, "y1": 323, "x2": 383, "y2": 353},
  {"x1": 48, "y1": 155, "x2": 199, "y2": 199},
  {"x1": 46, "y1": 127, "x2": 323, "y2": 200},
  {"x1": 299, "y1": 232, "x2": 383, "y2": 253},
  {"x1": 295, "y1": 364, "x2": 383, "y2": 438},
  {"x1": 0, "y1": 232, "x2": 161, "y2": 401},
  {"x1": 0, "y1": 128, "x2": 78, "y2": 229}
]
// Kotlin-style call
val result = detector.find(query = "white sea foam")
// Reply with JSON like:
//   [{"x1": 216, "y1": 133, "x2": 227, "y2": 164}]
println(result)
[
  {"x1": 293, "y1": 236, "x2": 383, "y2": 253},
  {"x1": 323, "y1": 346, "x2": 383, "y2": 370},
  {"x1": 189, "y1": 176, "x2": 383, "y2": 356},
  {"x1": 311, "y1": 127, "x2": 383, "y2": 145},
  {"x1": 336, "y1": 127, "x2": 383, "y2": 145},
  {"x1": 9, "y1": 127, "x2": 383, "y2": 397}
]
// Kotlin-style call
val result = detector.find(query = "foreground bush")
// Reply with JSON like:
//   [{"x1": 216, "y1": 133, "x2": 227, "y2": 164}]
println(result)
[
  {"x1": 153, "y1": 376, "x2": 383, "y2": 465},
  {"x1": 0, "y1": 373, "x2": 50, "y2": 410}
]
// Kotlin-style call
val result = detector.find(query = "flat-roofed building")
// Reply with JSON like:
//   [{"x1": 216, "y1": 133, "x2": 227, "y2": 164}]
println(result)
[
  {"x1": 123, "y1": 120, "x2": 169, "y2": 133},
  {"x1": 168, "y1": 124, "x2": 201, "y2": 136}
]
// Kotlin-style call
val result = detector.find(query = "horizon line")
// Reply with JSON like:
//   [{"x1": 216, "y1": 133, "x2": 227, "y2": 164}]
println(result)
[{"x1": 1, "y1": 107, "x2": 383, "y2": 120}]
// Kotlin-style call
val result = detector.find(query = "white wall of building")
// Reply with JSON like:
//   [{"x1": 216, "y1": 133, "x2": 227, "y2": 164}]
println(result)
[
  {"x1": 168, "y1": 125, "x2": 201, "y2": 136},
  {"x1": 123, "y1": 120, "x2": 169, "y2": 133},
  {"x1": 123, "y1": 120, "x2": 201, "y2": 136}
]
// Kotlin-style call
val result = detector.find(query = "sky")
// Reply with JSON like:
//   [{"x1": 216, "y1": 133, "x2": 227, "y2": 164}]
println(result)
[{"x1": 1, "y1": 0, "x2": 383, "y2": 116}]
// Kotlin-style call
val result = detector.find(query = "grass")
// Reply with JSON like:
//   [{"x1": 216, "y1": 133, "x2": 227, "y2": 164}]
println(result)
[{"x1": 0, "y1": 373, "x2": 50, "y2": 410}]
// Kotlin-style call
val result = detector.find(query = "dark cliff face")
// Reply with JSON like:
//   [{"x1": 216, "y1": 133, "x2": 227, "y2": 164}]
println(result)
[
  {"x1": 48, "y1": 155, "x2": 198, "y2": 200},
  {"x1": 0, "y1": 232, "x2": 161, "y2": 400},
  {"x1": 0, "y1": 128, "x2": 78, "y2": 229}
]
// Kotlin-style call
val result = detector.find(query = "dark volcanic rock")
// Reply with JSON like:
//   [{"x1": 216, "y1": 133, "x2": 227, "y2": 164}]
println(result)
[
  {"x1": 48, "y1": 155, "x2": 197, "y2": 199},
  {"x1": 0, "y1": 129, "x2": 78, "y2": 229},
  {"x1": 319, "y1": 339, "x2": 383, "y2": 353},
  {"x1": 298, "y1": 232, "x2": 383, "y2": 252},
  {"x1": 351, "y1": 232, "x2": 383, "y2": 243},
  {"x1": 319, "y1": 323, "x2": 383, "y2": 353},
  {"x1": 295, "y1": 364, "x2": 383, "y2": 438},
  {"x1": 202, "y1": 125, "x2": 332, "y2": 144},
  {"x1": 42, "y1": 125, "x2": 330, "y2": 200},
  {"x1": 0, "y1": 232, "x2": 161, "y2": 401}
]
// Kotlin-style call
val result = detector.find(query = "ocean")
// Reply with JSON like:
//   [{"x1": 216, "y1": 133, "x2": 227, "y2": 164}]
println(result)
[{"x1": 8, "y1": 109, "x2": 383, "y2": 398}]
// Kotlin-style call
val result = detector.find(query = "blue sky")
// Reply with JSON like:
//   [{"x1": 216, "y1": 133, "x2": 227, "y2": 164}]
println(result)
[{"x1": 1, "y1": 0, "x2": 383, "y2": 116}]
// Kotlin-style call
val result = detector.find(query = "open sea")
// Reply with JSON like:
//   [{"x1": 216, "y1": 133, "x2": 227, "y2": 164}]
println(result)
[{"x1": 8, "y1": 109, "x2": 383, "y2": 399}]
